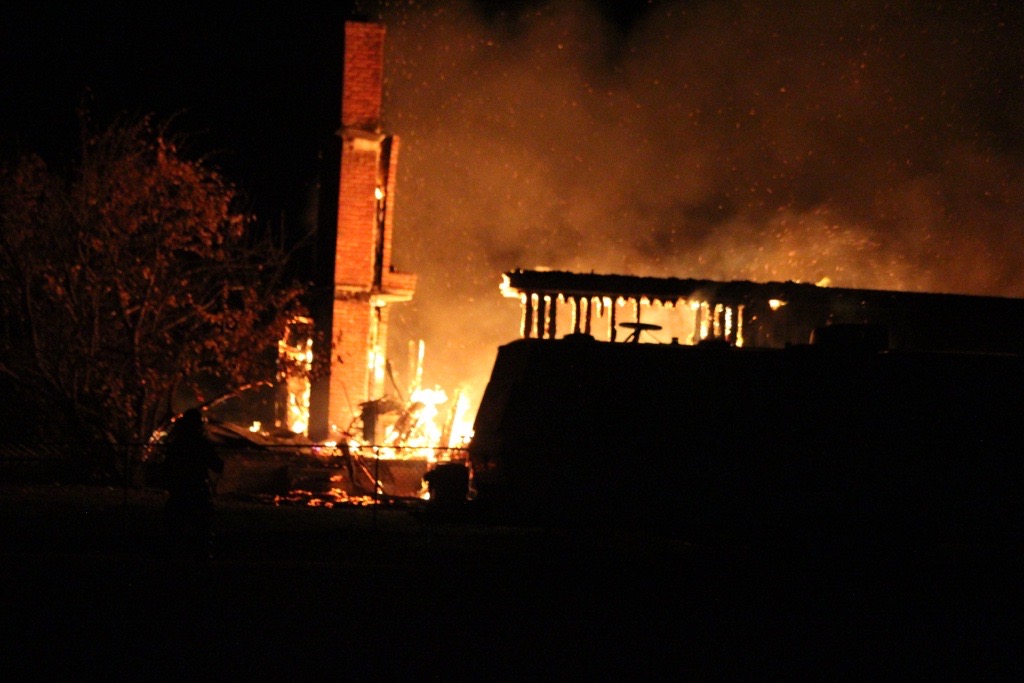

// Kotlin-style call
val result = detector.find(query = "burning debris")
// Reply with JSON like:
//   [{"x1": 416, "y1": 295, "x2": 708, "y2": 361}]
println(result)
[
  {"x1": 248, "y1": 381, "x2": 472, "y2": 504},
  {"x1": 324, "y1": 387, "x2": 474, "y2": 501},
  {"x1": 141, "y1": 372, "x2": 473, "y2": 509}
]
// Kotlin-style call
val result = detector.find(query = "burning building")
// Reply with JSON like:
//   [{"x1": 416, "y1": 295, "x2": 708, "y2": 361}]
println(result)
[
  {"x1": 468, "y1": 269, "x2": 1024, "y2": 537},
  {"x1": 254, "y1": 19, "x2": 470, "y2": 503},
  {"x1": 260, "y1": 15, "x2": 1024, "y2": 517}
]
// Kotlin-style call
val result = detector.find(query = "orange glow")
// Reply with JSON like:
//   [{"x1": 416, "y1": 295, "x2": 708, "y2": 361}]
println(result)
[
  {"x1": 735, "y1": 304, "x2": 745, "y2": 347},
  {"x1": 278, "y1": 316, "x2": 314, "y2": 436},
  {"x1": 446, "y1": 390, "x2": 475, "y2": 448}
]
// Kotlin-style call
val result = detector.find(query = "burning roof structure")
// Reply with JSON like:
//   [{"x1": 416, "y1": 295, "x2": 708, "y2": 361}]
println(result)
[
  {"x1": 468, "y1": 269, "x2": 1024, "y2": 537},
  {"x1": 500, "y1": 268, "x2": 1024, "y2": 355}
]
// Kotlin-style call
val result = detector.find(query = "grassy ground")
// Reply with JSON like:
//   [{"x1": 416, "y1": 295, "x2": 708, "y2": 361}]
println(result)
[{"x1": 1, "y1": 483, "x2": 1021, "y2": 678}]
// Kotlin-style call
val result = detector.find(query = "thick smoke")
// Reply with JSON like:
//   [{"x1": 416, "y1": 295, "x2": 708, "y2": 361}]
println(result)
[{"x1": 379, "y1": 0, "x2": 1024, "y2": 401}]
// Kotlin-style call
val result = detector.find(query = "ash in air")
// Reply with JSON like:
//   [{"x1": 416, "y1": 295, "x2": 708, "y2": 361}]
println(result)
[{"x1": 378, "y1": 0, "x2": 1024, "y2": 399}]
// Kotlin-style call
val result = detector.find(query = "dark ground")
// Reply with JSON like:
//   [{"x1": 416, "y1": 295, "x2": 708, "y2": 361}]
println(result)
[{"x1": 1, "y1": 484, "x2": 1022, "y2": 678}]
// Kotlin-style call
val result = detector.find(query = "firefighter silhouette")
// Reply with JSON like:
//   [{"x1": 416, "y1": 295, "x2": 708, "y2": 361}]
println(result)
[{"x1": 161, "y1": 408, "x2": 224, "y2": 559}]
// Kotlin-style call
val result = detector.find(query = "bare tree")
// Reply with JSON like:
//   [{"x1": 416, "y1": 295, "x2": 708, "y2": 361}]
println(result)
[{"x1": 0, "y1": 110, "x2": 308, "y2": 471}]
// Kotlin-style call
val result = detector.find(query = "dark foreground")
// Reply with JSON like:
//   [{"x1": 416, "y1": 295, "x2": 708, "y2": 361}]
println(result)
[{"x1": 1, "y1": 484, "x2": 1021, "y2": 678}]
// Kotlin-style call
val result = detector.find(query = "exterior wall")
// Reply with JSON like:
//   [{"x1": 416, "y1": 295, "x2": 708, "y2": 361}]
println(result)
[{"x1": 335, "y1": 140, "x2": 380, "y2": 287}]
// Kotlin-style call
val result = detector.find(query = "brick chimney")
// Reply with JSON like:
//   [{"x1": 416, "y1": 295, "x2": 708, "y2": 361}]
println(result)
[{"x1": 316, "y1": 20, "x2": 416, "y2": 441}]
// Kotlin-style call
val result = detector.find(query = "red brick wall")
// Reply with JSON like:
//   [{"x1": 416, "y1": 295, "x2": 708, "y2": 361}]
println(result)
[
  {"x1": 335, "y1": 145, "x2": 378, "y2": 287},
  {"x1": 342, "y1": 22, "x2": 385, "y2": 131},
  {"x1": 328, "y1": 297, "x2": 371, "y2": 433}
]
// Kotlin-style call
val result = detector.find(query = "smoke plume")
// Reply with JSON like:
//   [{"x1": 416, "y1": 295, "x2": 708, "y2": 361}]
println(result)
[{"x1": 379, "y1": 0, "x2": 1024, "y2": 401}]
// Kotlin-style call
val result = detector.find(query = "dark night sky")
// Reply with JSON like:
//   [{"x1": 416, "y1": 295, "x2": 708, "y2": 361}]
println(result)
[
  {"x1": 4, "y1": 1, "x2": 1024, "y2": 406},
  {"x1": 1, "y1": 2, "x2": 363, "y2": 220}
]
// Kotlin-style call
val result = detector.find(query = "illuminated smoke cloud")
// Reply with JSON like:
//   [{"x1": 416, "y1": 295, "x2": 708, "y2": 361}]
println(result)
[{"x1": 379, "y1": 0, "x2": 1024, "y2": 398}]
